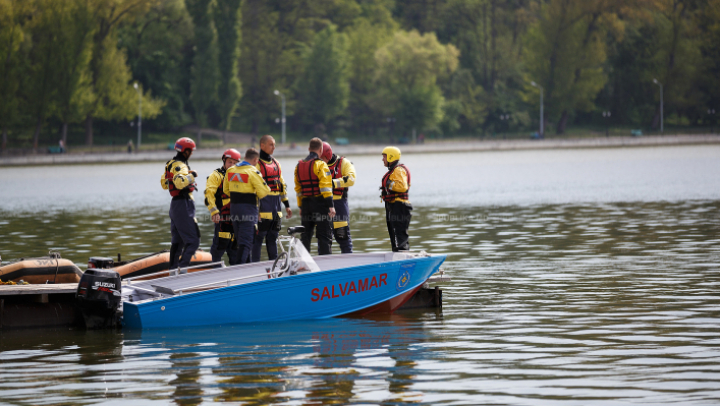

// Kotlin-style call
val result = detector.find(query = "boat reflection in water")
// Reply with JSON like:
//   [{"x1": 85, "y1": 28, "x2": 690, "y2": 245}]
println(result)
[{"x1": 124, "y1": 313, "x2": 433, "y2": 404}]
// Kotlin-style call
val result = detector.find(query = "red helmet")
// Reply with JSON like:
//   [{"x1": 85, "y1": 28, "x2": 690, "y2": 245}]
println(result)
[
  {"x1": 222, "y1": 148, "x2": 242, "y2": 161},
  {"x1": 321, "y1": 141, "x2": 333, "y2": 162},
  {"x1": 174, "y1": 137, "x2": 196, "y2": 152}
]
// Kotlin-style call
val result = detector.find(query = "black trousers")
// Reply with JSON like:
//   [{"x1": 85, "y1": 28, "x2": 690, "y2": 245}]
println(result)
[
  {"x1": 301, "y1": 197, "x2": 333, "y2": 255},
  {"x1": 385, "y1": 201, "x2": 412, "y2": 252}
]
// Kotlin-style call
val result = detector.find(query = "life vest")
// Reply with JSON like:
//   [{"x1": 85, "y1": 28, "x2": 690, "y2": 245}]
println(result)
[
  {"x1": 297, "y1": 158, "x2": 321, "y2": 197},
  {"x1": 212, "y1": 168, "x2": 231, "y2": 216},
  {"x1": 381, "y1": 163, "x2": 411, "y2": 202},
  {"x1": 258, "y1": 157, "x2": 282, "y2": 193},
  {"x1": 165, "y1": 159, "x2": 197, "y2": 198},
  {"x1": 329, "y1": 156, "x2": 347, "y2": 198}
]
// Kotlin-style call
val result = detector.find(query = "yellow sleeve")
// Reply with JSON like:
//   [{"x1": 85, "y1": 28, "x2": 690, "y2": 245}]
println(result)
[
  {"x1": 251, "y1": 169, "x2": 271, "y2": 200},
  {"x1": 171, "y1": 161, "x2": 196, "y2": 190},
  {"x1": 333, "y1": 159, "x2": 356, "y2": 189},
  {"x1": 389, "y1": 167, "x2": 408, "y2": 193},
  {"x1": 315, "y1": 161, "x2": 334, "y2": 199},
  {"x1": 223, "y1": 169, "x2": 231, "y2": 197},
  {"x1": 204, "y1": 171, "x2": 222, "y2": 215},
  {"x1": 294, "y1": 165, "x2": 303, "y2": 208},
  {"x1": 160, "y1": 170, "x2": 170, "y2": 190}
]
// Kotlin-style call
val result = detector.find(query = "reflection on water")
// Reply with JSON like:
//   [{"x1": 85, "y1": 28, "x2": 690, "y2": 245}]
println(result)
[
  {"x1": 1, "y1": 146, "x2": 720, "y2": 404},
  {"x1": 1, "y1": 201, "x2": 719, "y2": 404}
]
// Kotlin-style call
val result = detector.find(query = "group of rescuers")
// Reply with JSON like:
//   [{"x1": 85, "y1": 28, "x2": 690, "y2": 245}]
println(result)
[{"x1": 161, "y1": 135, "x2": 412, "y2": 269}]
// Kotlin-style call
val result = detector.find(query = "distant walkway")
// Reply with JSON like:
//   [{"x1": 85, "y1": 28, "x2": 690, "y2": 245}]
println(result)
[{"x1": 1, "y1": 134, "x2": 719, "y2": 166}]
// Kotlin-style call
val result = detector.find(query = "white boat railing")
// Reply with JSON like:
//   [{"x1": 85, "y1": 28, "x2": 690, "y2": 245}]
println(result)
[
  {"x1": 125, "y1": 261, "x2": 225, "y2": 284},
  {"x1": 150, "y1": 267, "x2": 292, "y2": 296}
]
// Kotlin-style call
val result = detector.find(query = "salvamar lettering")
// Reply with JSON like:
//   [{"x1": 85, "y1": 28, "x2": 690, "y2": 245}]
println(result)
[{"x1": 311, "y1": 273, "x2": 388, "y2": 302}]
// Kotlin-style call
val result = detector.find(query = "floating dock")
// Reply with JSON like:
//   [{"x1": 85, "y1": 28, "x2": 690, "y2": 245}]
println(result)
[{"x1": 0, "y1": 284, "x2": 81, "y2": 329}]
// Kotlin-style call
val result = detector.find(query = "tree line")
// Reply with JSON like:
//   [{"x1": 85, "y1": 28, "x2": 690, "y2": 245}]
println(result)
[{"x1": 1, "y1": 0, "x2": 719, "y2": 149}]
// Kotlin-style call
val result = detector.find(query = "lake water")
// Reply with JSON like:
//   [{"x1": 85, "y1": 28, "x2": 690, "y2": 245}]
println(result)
[{"x1": 1, "y1": 145, "x2": 720, "y2": 405}]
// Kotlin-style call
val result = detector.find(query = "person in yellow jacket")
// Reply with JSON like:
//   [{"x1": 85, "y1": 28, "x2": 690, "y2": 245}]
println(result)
[
  {"x1": 160, "y1": 137, "x2": 200, "y2": 270},
  {"x1": 320, "y1": 141, "x2": 356, "y2": 253},
  {"x1": 294, "y1": 137, "x2": 336, "y2": 255},
  {"x1": 381, "y1": 146, "x2": 412, "y2": 251},
  {"x1": 253, "y1": 134, "x2": 292, "y2": 262},
  {"x1": 205, "y1": 148, "x2": 242, "y2": 263},
  {"x1": 223, "y1": 148, "x2": 271, "y2": 264}
]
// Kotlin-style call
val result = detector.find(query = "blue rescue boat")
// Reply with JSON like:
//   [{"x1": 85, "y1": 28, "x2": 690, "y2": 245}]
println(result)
[{"x1": 117, "y1": 227, "x2": 445, "y2": 329}]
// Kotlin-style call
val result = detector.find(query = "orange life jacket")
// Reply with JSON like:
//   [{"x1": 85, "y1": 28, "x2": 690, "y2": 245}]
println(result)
[
  {"x1": 258, "y1": 157, "x2": 282, "y2": 193},
  {"x1": 165, "y1": 159, "x2": 197, "y2": 198},
  {"x1": 297, "y1": 158, "x2": 321, "y2": 197},
  {"x1": 381, "y1": 163, "x2": 411, "y2": 202},
  {"x1": 329, "y1": 156, "x2": 347, "y2": 198}
]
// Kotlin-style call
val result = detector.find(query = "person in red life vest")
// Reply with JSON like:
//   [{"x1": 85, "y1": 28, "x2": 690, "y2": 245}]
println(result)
[
  {"x1": 252, "y1": 135, "x2": 292, "y2": 262},
  {"x1": 160, "y1": 137, "x2": 200, "y2": 270},
  {"x1": 223, "y1": 148, "x2": 271, "y2": 264},
  {"x1": 204, "y1": 148, "x2": 241, "y2": 264},
  {"x1": 294, "y1": 137, "x2": 336, "y2": 255},
  {"x1": 320, "y1": 141, "x2": 356, "y2": 253},
  {"x1": 381, "y1": 146, "x2": 412, "y2": 251}
]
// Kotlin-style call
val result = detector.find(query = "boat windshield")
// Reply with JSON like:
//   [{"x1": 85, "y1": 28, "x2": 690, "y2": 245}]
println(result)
[{"x1": 286, "y1": 237, "x2": 321, "y2": 274}]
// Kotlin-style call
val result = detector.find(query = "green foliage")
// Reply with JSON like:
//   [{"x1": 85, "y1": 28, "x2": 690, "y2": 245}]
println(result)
[
  {"x1": 119, "y1": 0, "x2": 194, "y2": 129},
  {"x1": 186, "y1": 0, "x2": 219, "y2": 128},
  {"x1": 3, "y1": 0, "x2": 720, "y2": 149},
  {"x1": 0, "y1": 0, "x2": 28, "y2": 137},
  {"x1": 295, "y1": 24, "x2": 351, "y2": 129},
  {"x1": 214, "y1": 0, "x2": 242, "y2": 131},
  {"x1": 373, "y1": 30, "x2": 459, "y2": 134}
]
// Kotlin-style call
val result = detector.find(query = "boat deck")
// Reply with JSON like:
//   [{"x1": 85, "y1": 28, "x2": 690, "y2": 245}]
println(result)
[{"x1": 124, "y1": 252, "x2": 408, "y2": 301}]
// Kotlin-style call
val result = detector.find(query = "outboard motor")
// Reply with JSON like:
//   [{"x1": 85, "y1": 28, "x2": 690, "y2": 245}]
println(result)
[
  {"x1": 76, "y1": 269, "x2": 121, "y2": 329},
  {"x1": 88, "y1": 257, "x2": 114, "y2": 269}
]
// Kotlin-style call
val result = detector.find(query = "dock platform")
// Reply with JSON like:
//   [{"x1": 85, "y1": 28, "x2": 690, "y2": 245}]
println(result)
[{"x1": 0, "y1": 284, "x2": 82, "y2": 329}]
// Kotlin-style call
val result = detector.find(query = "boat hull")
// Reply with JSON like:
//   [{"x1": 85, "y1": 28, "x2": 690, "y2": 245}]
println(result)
[{"x1": 123, "y1": 254, "x2": 445, "y2": 329}]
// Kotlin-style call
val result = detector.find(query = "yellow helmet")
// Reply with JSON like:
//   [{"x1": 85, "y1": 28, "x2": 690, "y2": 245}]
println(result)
[{"x1": 382, "y1": 146, "x2": 401, "y2": 163}]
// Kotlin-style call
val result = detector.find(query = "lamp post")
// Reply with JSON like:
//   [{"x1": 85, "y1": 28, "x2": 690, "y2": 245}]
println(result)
[
  {"x1": 602, "y1": 111, "x2": 611, "y2": 137},
  {"x1": 708, "y1": 109, "x2": 716, "y2": 134},
  {"x1": 653, "y1": 78, "x2": 663, "y2": 134},
  {"x1": 273, "y1": 90, "x2": 286, "y2": 144},
  {"x1": 133, "y1": 83, "x2": 142, "y2": 150},
  {"x1": 531, "y1": 81, "x2": 544, "y2": 137}
]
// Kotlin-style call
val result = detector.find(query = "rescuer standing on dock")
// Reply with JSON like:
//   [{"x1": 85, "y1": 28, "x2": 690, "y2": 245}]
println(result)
[
  {"x1": 321, "y1": 141, "x2": 356, "y2": 253},
  {"x1": 381, "y1": 146, "x2": 412, "y2": 251},
  {"x1": 294, "y1": 138, "x2": 336, "y2": 255},
  {"x1": 224, "y1": 148, "x2": 271, "y2": 264},
  {"x1": 252, "y1": 135, "x2": 292, "y2": 262},
  {"x1": 161, "y1": 137, "x2": 200, "y2": 269},
  {"x1": 205, "y1": 148, "x2": 242, "y2": 264}
]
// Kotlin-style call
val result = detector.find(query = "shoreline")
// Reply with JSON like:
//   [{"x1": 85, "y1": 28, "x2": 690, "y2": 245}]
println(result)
[{"x1": 1, "y1": 134, "x2": 718, "y2": 166}]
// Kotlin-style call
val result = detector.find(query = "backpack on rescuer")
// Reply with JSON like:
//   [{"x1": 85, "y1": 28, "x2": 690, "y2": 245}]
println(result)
[
  {"x1": 381, "y1": 163, "x2": 411, "y2": 202},
  {"x1": 297, "y1": 158, "x2": 321, "y2": 196}
]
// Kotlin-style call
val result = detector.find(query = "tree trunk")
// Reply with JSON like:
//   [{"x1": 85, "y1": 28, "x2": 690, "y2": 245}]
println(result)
[
  {"x1": 557, "y1": 110, "x2": 569, "y2": 134},
  {"x1": 33, "y1": 119, "x2": 42, "y2": 151},
  {"x1": 61, "y1": 122, "x2": 68, "y2": 145},
  {"x1": 85, "y1": 115, "x2": 93, "y2": 146}
]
